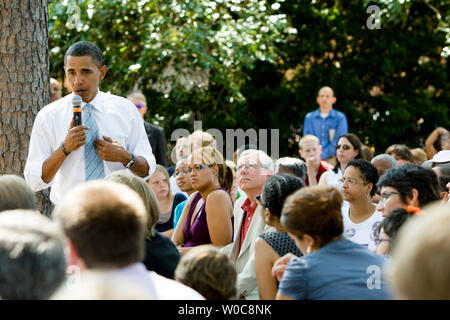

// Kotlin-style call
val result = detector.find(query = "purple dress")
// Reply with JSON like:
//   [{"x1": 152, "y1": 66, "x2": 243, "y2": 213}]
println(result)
[{"x1": 182, "y1": 189, "x2": 233, "y2": 248}]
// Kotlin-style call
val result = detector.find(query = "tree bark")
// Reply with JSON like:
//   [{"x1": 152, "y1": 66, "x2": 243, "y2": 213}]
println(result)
[{"x1": 0, "y1": 0, "x2": 53, "y2": 215}]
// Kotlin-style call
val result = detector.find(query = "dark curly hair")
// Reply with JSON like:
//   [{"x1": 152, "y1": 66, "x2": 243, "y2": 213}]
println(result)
[
  {"x1": 377, "y1": 163, "x2": 440, "y2": 207},
  {"x1": 261, "y1": 173, "x2": 305, "y2": 219}
]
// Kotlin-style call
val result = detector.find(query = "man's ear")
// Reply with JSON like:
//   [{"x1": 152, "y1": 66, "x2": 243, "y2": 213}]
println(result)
[
  {"x1": 299, "y1": 149, "x2": 304, "y2": 159},
  {"x1": 440, "y1": 191, "x2": 449, "y2": 202},
  {"x1": 331, "y1": 96, "x2": 337, "y2": 104},
  {"x1": 99, "y1": 65, "x2": 107, "y2": 80},
  {"x1": 67, "y1": 240, "x2": 86, "y2": 270},
  {"x1": 406, "y1": 188, "x2": 420, "y2": 207}
]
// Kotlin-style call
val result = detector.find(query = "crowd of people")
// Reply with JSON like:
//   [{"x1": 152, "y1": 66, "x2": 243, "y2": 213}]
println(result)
[{"x1": 1, "y1": 40, "x2": 450, "y2": 301}]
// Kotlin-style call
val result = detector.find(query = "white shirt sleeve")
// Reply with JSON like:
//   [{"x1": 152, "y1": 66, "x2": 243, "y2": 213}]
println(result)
[{"x1": 24, "y1": 111, "x2": 55, "y2": 191}]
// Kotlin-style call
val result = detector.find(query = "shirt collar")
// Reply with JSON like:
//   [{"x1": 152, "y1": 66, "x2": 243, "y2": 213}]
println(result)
[
  {"x1": 313, "y1": 108, "x2": 336, "y2": 118},
  {"x1": 79, "y1": 90, "x2": 104, "y2": 112},
  {"x1": 241, "y1": 197, "x2": 258, "y2": 212}
]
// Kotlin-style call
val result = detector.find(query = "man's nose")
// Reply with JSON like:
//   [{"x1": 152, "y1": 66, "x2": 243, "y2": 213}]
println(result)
[{"x1": 73, "y1": 74, "x2": 84, "y2": 86}]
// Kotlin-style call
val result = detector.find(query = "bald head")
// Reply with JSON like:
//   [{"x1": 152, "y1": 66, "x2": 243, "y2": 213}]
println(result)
[{"x1": 371, "y1": 154, "x2": 398, "y2": 177}]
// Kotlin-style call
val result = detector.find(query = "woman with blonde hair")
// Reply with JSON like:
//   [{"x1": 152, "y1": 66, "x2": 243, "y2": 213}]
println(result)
[
  {"x1": 172, "y1": 146, "x2": 234, "y2": 255},
  {"x1": 105, "y1": 170, "x2": 180, "y2": 279},
  {"x1": 148, "y1": 165, "x2": 187, "y2": 238}
]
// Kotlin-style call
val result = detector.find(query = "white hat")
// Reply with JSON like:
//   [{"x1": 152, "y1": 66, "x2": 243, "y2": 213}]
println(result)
[{"x1": 424, "y1": 150, "x2": 450, "y2": 166}]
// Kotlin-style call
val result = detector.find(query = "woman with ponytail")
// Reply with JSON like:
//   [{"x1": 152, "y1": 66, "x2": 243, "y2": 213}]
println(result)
[
  {"x1": 172, "y1": 147, "x2": 234, "y2": 255},
  {"x1": 274, "y1": 186, "x2": 391, "y2": 300}
]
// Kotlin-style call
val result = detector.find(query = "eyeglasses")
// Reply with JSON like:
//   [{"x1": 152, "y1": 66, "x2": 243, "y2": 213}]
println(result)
[
  {"x1": 173, "y1": 169, "x2": 190, "y2": 178},
  {"x1": 379, "y1": 191, "x2": 400, "y2": 203},
  {"x1": 338, "y1": 177, "x2": 367, "y2": 185},
  {"x1": 336, "y1": 144, "x2": 351, "y2": 150},
  {"x1": 237, "y1": 163, "x2": 262, "y2": 172},
  {"x1": 186, "y1": 164, "x2": 214, "y2": 174},
  {"x1": 135, "y1": 103, "x2": 143, "y2": 109}
]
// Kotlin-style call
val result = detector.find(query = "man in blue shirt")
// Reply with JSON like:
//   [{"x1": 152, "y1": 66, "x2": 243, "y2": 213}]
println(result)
[{"x1": 303, "y1": 86, "x2": 348, "y2": 164}]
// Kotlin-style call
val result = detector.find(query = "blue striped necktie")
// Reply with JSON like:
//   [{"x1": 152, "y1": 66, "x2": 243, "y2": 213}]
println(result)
[{"x1": 83, "y1": 103, "x2": 105, "y2": 180}]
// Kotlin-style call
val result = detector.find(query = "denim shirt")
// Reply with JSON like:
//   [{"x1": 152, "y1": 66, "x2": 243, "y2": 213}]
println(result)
[{"x1": 303, "y1": 108, "x2": 348, "y2": 159}]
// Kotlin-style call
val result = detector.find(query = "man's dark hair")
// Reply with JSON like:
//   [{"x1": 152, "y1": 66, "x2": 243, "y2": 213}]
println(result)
[
  {"x1": 0, "y1": 210, "x2": 67, "y2": 299},
  {"x1": 346, "y1": 159, "x2": 379, "y2": 196},
  {"x1": 385, "y1": 144, "x2": 414, "y2": 163},
  {"x1": 64, "y1": 41, "x2": 103, "y2": 66},
  {"x1": 377, "y1": 163, "x2": 440, "y2": 207},
  {"x1": 274, "y1": 157, "x2": 307, "y2": 181}
]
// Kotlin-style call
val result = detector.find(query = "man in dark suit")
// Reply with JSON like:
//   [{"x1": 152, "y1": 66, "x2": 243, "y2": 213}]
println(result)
[{"x1": 128, "y1": 92, "x2": 168, "y2": 167}]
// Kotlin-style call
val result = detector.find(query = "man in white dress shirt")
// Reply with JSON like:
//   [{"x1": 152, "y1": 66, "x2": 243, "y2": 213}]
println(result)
[
  {"x1": 24, "y1": 41, "x2": 156, "y2": 204},
  {"x1": 52, "y1": 180, "x2": 204, "y2": 300}
]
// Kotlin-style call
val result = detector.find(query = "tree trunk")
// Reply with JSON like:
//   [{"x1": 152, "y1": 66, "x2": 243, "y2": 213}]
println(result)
[{"x1": 0, "y1": 0, "x2": 53, "y2": 215}]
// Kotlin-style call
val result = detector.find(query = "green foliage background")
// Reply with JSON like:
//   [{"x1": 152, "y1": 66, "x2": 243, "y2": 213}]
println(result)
[{"x1": 49, "y1": 0, "x2": 449, "y2": 162}]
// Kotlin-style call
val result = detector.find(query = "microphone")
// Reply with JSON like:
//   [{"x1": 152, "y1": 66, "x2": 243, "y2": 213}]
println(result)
[{"x1": 72, "y1": 95, "x2": 82, "y2": 126}]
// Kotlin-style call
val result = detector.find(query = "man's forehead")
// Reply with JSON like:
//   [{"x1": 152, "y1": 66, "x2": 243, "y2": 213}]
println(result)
[
  {"x1": 65, "y1": 55, "x2": 99, "y2": 68},
  {"x1": 301, "y1": 141, "x2": 319, "y2": 149},
  {"x1": 238, "y1": 153, "x2": 261, "y2": 165},
  {"x1": 319, "y1": 87, "x2": 333, "y2": 96}
]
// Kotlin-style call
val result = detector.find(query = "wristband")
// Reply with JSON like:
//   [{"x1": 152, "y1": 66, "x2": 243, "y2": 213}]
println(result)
[{"x1": 60, "y1": 142, "x2": 70, "y2": 156}]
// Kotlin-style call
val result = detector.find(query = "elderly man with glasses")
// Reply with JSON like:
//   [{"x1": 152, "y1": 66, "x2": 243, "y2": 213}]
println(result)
[{"x1": 221, "y1": 149, "x2": 274, "y2": 300}]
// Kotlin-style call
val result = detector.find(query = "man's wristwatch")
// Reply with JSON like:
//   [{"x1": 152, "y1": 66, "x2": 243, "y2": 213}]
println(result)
[{"x1": 125, "y1": 153, "x2": 136, "y2": 169}]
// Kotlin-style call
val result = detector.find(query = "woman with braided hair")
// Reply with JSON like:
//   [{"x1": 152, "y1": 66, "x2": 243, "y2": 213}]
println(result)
[
  {"x1": 254, "y1": 173, "x2": 305, "y2": 300},
  {"x1": 273, "y1": 186, "x2": 391, "y2": 300}
]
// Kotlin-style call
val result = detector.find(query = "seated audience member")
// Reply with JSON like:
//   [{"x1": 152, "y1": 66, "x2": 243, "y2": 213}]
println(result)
[
  {"x1": 385, "y1": 144, "x2": 414, "y2": 166},
  {"x1": 376, "y1": 163, "x2": 440, "y2": 218},
  {"x1": 274, "y1": 186, "x2": 391, "y2": 300},
  {"x1": 173, "y1": 158, "x2": 196, "y2": 228},
  {"x1": 319, "y1": 133, "x2": 363, "y2": 189},
  {"x1": 370, "y1": 154, "x2": 398, "y2": 204},
  {"x1": 431, "y1": 164, "x2": 450, "y2": 202},
  {"x1": 372, "y1": 207, "x2": 416, "y2": 256},
  {"x1": 149, "y1": 165, "x2": 187, "y2": 238},
  {"x1": 105, "y1": 170, "x2": 180, "y2": 279},
  {"x1": 175, "y1": 245, "x2": 237, "y2": 300},
  {"x1": 298, "y1": 135, "x2": 333, "y2": 186},
  {"x1": 387, "y1": 203, "x2": 450, "y2": 299},
  {"x1": 410, "y1": 147, "x2": 427, "y2": 165},
  {"x1": 274, "y1": 157, "x2": 307, "y2": 181},
  {"x1": 221, "y1": 149, "x2": 274, "y2": 300},
  {"x1": 0, "y1": 210, "x2": 67, "y2": 299},
  {"x1": 168, "y1": 136, "x2": 191, "y2": 190},
  {"x1": 0, "y1": 175, "x2": 37, "y2": 212},
  {"x1": 425, "y1": 127, "x2": 450, "y2": 159},
  {"x1": 340, "y1": 159, "x2": 382, "y2": 251},
  {"x1": 360, "y1": 144, "x2": 374, "y2": 161},
  {"x1": 52, "y1": 270, "x2": 155, "y2": 300},
  {"x1": 52, "y1": 180, "x2": 204, "y2": 300},
  {"x1": 254, "y1": 174, "x2": 304, "y2": 300},
  {"x1": 172, "y1": 147, "x2": 234, "y2": 255},
  {"x1": 371, "y1": 154, "x2": 398, "y2": 178}
]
